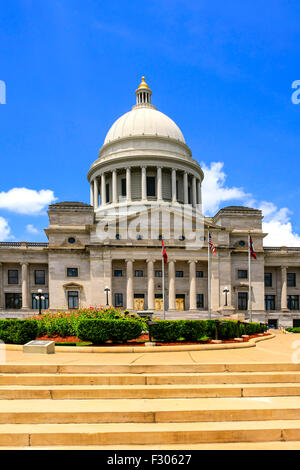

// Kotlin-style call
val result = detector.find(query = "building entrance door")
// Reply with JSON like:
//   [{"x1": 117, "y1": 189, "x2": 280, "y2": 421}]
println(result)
[
  {"x1": 176, "y1": 295, "x2": 185, "y2": 311},
  {"x1": 134, "y1": 296, "x2": 145, "y2": 310},
  {"x1": 155, "y1": 294, "x2": 163, "y2": 310}
]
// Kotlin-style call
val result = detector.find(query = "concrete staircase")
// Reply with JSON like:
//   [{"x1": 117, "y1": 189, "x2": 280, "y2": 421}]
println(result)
[{"x1": 1, "y1": 363, "x2": 300, "y2": 449}]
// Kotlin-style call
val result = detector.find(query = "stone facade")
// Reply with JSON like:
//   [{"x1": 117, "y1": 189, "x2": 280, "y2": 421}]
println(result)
[{"x1": 0, "y1": 78, "x2": 299, "y2": 328}]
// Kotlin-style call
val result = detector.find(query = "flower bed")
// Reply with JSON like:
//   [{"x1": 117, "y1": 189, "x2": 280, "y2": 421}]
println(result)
[{"x1": 0, "y1": 309, "x2": 267, "y2": 346}]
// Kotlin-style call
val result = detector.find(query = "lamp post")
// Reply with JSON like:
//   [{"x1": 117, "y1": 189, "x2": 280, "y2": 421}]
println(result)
[
  {"x1": 34, "y1": 289, "x2": 45, "y2": 315},
  {"x1": 223, "y1": 287, "x2": 229, "y2": 307},
  {"x1": 104, "y1": 286, "x2": 111, "y2": 307}
]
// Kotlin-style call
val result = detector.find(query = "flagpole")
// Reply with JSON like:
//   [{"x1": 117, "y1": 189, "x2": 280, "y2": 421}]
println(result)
[
  {"x1": 248, "y1": 231, "x2": 252, "y2": 322},
  {"x1": 208, "y1": 227, "x2": 211, "y2": 320}
]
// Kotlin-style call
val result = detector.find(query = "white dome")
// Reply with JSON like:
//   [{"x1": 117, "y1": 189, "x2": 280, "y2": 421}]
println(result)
[{"x1": 104, "y1": 106, "x2": 186, "y2": 145}]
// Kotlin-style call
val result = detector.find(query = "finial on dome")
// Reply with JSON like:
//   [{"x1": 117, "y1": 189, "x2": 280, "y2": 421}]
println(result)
[
  {"x1": 135, "y1": 76, "x2": 152, "y2": 106},
  {"x1": 138, "y1": 76, "x2": 149, "y2": 89}
]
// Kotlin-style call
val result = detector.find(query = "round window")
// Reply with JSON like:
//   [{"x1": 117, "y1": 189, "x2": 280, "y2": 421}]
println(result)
[
  {"x1": 68, "y1": 237, "x2": 76, "y2": 244},
  {"x1": 239, "y1": 240, "x2": 245, "y2": 247}
]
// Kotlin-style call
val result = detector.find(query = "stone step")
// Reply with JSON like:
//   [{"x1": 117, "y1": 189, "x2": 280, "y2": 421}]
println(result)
[
  {"x1": 1, "y1": 383, "x2": 300, "y2": 399},
  {"x1": 1, "y1": 420, "x2": 300, "y2": 446},
  {"x1": 1, "y1": 363, "x2": 300, "y2": 374},
  {"x1": 1, "y1": 396, "x2": 300, "y2": 424},
  {"x1": 1, "y1": 371, "x2": 300, "y2": 386}
]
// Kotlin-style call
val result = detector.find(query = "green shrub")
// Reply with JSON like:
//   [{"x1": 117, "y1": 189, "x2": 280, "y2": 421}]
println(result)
[
  {"x1": 150, "y1": 319, "x2": 266, "y2": 343},
  {"x1": 0, "y1": 319, "x2": 38, "y2": 344},
  {"x1": 285, "y1": 327, "x2": 300, "y2": 333},
  {"x1": 76, "y1": 319, "x2": 143, "y2": 344}
]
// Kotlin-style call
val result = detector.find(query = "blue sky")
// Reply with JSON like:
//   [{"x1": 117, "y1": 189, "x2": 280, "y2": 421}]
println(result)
[{"x1": 0, "y1": 0, "x2": 299, "y2": 245}]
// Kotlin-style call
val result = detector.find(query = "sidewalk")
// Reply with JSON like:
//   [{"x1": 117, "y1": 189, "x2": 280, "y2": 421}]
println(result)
[{"x1": 2, "y1": 332, "x2": 298, "y2": 365}]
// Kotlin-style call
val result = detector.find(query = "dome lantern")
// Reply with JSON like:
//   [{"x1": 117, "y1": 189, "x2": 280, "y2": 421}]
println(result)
[{"x1": 135, "y1": 76, "x2": 152, "y2": 106}]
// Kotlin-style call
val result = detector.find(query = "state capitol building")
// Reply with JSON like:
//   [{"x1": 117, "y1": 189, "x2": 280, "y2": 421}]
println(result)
[{"x1": 0, "y1": 77, "x2": 299, "y2": 328}]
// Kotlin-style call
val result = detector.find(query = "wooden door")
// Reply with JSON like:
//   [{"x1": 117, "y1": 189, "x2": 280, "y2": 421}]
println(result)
[
  {"x1": 155, "y1": 298, "x2": 163, "y2": 310},
  {"x1": 134, "y1": 298, "x2": 145, "y2": 310},
  {"x1": 176, "y1": 297, "x2": 185, "y2": 311}
]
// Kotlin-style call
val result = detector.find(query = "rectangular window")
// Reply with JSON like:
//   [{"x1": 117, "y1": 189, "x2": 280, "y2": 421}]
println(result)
[
  {"x1": 106, "y1": 183, "x2": 110, "y2": 203},
  {"x1": 8, "y1": 270, "x2": 18, "y2": 285},
  {"x1": 121, "y1": 178, "x2": 126, "y2": 197},
  {"x1": 265, "y1": 295, "x2": 275, "y2": 311},
  {"x1": 238, "y1": 292, "x2": 248, "y2": 310},
  {"x1": 238, "y1": 270, "x2": 248, "y2": 279},
  {"x1": 68, "y1": 291, "x2": 79, "y2": 309},
  {"x1": 67, "y1": 268, "x2": 78, "y2": 277},
  {"x1": 287, "y1": 273, "x2": 296, "y2": 287},
  {"x1": 264, "y1": 272, "x2": 272, "y2": 287},
  {"x1": 197, "y1": 294, "x2": 204, "y2": 309},
  {"x1": 114, "y1": 293, "x2": 123, "y2": 307},
  {"x1": 146, "y1": 176, "x2": 156, "y2": 197},
  {"x1": 288, "y1": 295, "x2": 299, "y2": 310},
  {"x1": 176, "y1": 271, "x2": 184, "y2": 278},
  {"x1": 5, "y1": 293, "x2": 22, "y2": 309},
  {"x1": 135, "y1": 270, "x2": 143, "y2": 277},
  {"x1": 32, "y1": 293, "x2": 49, "y2": 310},
  {"x1": 34, "y1": 270, "x2": 46, "y2": 285},
  {"x1": 196, "y1": 271, "x2": 204, "y2": 278},
  {"x1": 155, "y1": 270, "x2": 162, "y2": 277},
  {"x1": 114, "y1": 270, "x2": 123, "y2": 277}
]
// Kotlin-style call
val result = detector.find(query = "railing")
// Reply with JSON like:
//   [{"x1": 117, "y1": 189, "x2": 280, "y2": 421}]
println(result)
[{"x1": 0, "y1": 242, "x2": 48, "y2": 247}]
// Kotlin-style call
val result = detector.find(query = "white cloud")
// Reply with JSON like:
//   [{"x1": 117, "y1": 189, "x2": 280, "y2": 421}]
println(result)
[
  {"x1": 202, "y1": 162, "x2": 300, "y2": 247},
  {"x1": 0, "y1": 188, "x2": 57, "y2": 215},
  {"x1": 0, "y1": 217, "x2": 11, "y2": 241},
  {"x1": 201, "y1": 162, "x2": 250, "y2": 215},
  {"x1": 26, "y1": 224, "x2": 40, "y2": 235}
]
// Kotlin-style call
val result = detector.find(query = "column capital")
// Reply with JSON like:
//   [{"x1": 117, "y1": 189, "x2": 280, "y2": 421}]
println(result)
[
  {"x1": 21, "y1": 262, "x2": 29, "y2": 267},
  {"x1": 125, "y1": 258, "x2": 135, "y2": 264},
  {"x1": 146, "y1": 257, "x2": 156, "y2": 264},
  {"x1": 187, "y1": 259, "x2": 196, "y2": 265},
  {"x1": 168, "y1": 259, "x2": 176, "y2": 264}
]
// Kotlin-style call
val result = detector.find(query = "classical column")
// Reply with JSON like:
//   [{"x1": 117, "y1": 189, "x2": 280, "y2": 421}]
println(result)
[
  {"x1": 183, "y1": 172, "x2": 188, "y2": 204},
  {"x1": 141, "y1": 166, "x2": 147, "y2": 201},
  {"x1": 197, "y1": 180, "x2": 202, "y2": 205},
  {"x1": 172, "y1": 169, "x2": 177, "y2": 203},
  {"x1": 90, "y1": 181, "x2": 94, "y2": 207},
  {"x1": 147, "y1": 258, "x2": 155, "y2": 310},
  {"x1": 192, "y1": 176, "x2": 197, "y2": 208},
  {"x1": 21, "y1": 262, "x2": 29, "y2": 310},
  {"x1": 126, "y1": 168, "x2": 132, "y2": 202},
  {"x1": 112, "y1": 170, "x2": 118, "y2": 204},
  {"x1": 93, "y1": 178, "x2": 99, "y2": 209},
  {"x1": 0, "y1": 263, "x2": 3, "y2": 310},
  {"x1": 189, "y1": 260, "x2": 197, "y2": 310},
  {"x1": 101, "y1": 173, "x2": 106, "y2": 206},
  {"x1": 168, "y1": 260, "x2": 176, "y2": 310},
  {"x1": 126, "y1": 259, "x2": 134, "y2": 310},
  {"x1": 157, "y1": 167, "x2": 162, "y2": 201},
  {"x1": 281, "y1": 266, "x2": 288, "y2": 310}
]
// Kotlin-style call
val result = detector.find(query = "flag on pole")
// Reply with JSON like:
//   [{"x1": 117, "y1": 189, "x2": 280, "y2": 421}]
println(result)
[
  {"x1": 209, "y1": 232, "x2": 216, "y2": 254},
  {"x1": 162, "y1": 239, "x2": 168, "y2": 263},
  {"x1": 249, "y1": 236, "x2": 256, "y2": 259}
]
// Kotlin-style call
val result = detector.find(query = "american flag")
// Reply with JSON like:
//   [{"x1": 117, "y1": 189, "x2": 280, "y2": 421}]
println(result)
[{"x1": 209, "y1": 232, "x2": 216, "y2": 254}]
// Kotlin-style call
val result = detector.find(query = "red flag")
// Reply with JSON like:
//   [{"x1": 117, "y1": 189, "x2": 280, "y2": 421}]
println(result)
[
  {"x1": 250, "y1": 236, "x2": 256, "y2": 259},
  {"x1": 162, "y1": 239, "x2": 168, "y2": 264}
]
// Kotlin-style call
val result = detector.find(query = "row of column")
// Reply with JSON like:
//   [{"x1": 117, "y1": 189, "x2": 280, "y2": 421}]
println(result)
[
  {"x1": 125, "y1": 258, "x2": 198, "y2": 311},
  {"x1": 90, "y1": 167, "x2": 202, "y2": 209},
  {"x1": 0, "y1": 262, "x2": 39, "y2": 310}
]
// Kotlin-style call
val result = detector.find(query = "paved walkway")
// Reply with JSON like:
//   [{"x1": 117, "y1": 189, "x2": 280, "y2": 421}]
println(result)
[{"x1": 3, "y1": 332, "x2": 299, "y2": 365}]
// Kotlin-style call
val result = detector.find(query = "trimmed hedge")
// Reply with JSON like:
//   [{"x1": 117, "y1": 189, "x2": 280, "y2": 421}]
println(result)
[
  {"x1": 76, "y1": 319, "x2": 143, "y2": 344},
  {"x1": 0, "y1": 319, "x2": 38, "y2": 345},
  {"x1": 150, "y1": 320, "x2": 267, "y2": 343}
]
